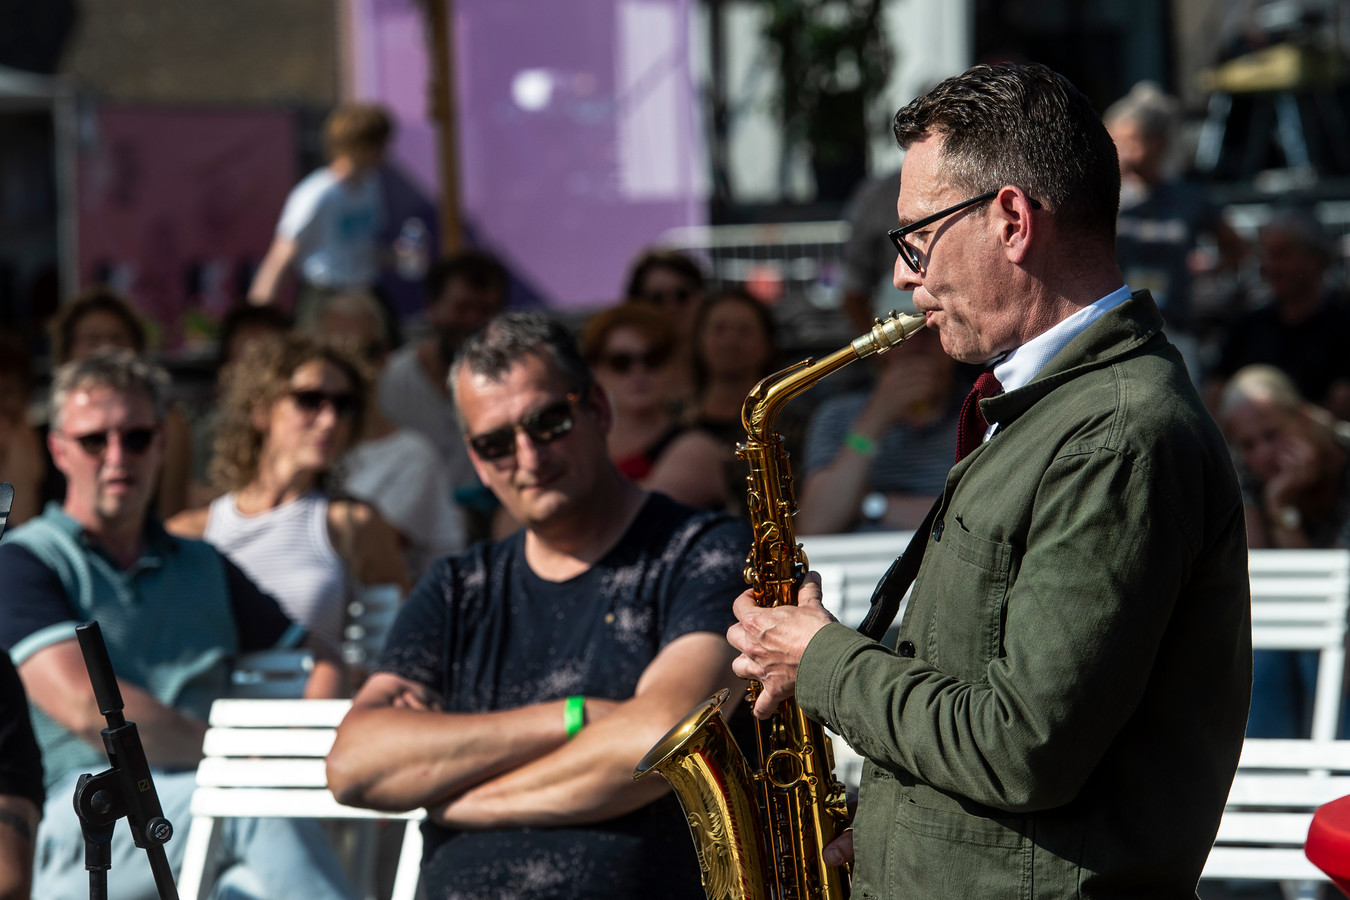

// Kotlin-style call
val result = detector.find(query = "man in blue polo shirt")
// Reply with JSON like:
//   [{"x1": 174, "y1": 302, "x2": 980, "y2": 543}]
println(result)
[{"x1": 0, "y1": 351, "x2": 354, "y2": 900}]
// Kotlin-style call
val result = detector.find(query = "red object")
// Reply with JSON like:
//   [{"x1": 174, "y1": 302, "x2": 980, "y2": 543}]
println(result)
[
  {"x1": 955, "y1": 372, "x2": 1002, "y2": 463},
  {"x1": 1307, "y1": 794, "x2": 1350, "y2": 895}
]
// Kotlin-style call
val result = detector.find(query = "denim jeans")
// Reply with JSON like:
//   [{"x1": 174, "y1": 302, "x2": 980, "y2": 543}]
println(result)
[
  {"x1": 34, "y1": 769, "x2": 357, "y2": 900},
  {"x1": 1246, "y1": 649, "x2": 1321, "y2": 738}
]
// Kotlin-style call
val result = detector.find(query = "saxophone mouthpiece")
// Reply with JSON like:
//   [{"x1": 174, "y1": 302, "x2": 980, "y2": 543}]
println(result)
[{"x1": 852, "y1": 310, "x2": 927, "y2": 358}]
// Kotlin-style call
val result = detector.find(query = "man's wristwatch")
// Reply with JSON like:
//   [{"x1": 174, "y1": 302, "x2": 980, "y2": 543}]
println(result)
[{"x1": 861, "y1": 491, "x2": 888, "y2": 523}]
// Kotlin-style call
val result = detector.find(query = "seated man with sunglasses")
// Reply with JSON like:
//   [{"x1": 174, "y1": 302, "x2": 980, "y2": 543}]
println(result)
[
  {"x1": 0, "y1": 351, "x2": 357, "y2": 900},
  {"x1": 327, "y1": 312, "x2": 751, "y2": 900}
]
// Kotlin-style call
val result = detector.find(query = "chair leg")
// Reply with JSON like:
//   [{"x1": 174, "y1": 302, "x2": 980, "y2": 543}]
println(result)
[
  {"x1": 177, "y1": 815, "x2": 224, "y2": 900},
  {"x1": 390, "y1": 819, "x2": 423, "y2": 900}
]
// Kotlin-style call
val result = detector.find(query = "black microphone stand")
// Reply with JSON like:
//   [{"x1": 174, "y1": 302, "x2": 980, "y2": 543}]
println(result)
[{"x1": 72, "y1": 621, "x2": 180, "y2": 900}]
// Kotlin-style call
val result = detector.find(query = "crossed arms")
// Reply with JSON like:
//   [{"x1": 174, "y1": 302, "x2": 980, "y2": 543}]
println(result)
[{"x1": 326, "y1": 631, "x2": 740, "y2": 828}]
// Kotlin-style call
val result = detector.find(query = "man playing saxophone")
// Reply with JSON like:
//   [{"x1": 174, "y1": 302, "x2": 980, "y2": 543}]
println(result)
[
  {"x1": 729, "y1": 63, "x2": 1251, "y2": 898},
  {"x1": 327, "y1": 312, "x2": 751, "y2": 899}
]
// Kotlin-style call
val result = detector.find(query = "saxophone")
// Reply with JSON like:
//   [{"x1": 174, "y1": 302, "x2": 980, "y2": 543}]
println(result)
[{"x1": 635, "y1": 311, "x2": 928, "y2": 900}]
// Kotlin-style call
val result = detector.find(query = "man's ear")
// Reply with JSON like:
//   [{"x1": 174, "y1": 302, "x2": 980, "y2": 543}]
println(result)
[
  {"x1": 47, "y1": 427, "x2": 69, "y2": 477},
  {"x1": 995, "y1": 186, "x2": 1037, "y2": 264},
  {"x1": 465, "y1": 435, "x2": 492, "y2": 486}
]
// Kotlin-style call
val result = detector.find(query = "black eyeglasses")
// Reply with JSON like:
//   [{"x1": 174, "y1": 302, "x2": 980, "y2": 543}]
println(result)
[
  {"x1": 62, "y1": 426, "x2": 158, "y2": 457},
  {"x1": 888, "y1": 190, "x2": 1040, "y2": 273},
  {"x1": 600, "y1": 349, "x2": 670, "y2": 374},
  {"x1": 289, "y1": 390, "x2": 358, "y2": 419},
  {"x1": 467, "y1": 394, "x2": 579, "y2": 462}
]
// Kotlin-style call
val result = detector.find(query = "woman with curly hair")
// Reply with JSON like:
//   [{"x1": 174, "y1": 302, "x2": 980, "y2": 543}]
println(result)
[{"x1": 168, "y1": 333, "x2": 408, "y2": 696}]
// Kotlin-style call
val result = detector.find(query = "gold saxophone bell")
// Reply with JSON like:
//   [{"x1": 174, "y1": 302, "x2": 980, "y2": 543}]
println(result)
[{"x1": 636, "y1": 311, "x2": 927, "y2": 900}]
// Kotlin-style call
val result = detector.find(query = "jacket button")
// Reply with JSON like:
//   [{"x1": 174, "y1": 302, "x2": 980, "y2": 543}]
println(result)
[
  {"x1": 932, "y1": 519, "x2": 944, "y2": 541},
  {"x1": 897, "y1": 641, "x2": 916, "y2": 658}
]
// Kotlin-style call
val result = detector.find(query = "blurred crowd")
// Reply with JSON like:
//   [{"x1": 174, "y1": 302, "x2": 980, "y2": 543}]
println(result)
[{"x1": 2, "y1": 82, "x2": 1350, "y2": 895}]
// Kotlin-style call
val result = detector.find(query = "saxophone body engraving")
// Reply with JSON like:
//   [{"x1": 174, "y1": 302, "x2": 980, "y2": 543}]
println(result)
[{"x1": 635, "y1": 312, "x2": 927, "y2": 900}]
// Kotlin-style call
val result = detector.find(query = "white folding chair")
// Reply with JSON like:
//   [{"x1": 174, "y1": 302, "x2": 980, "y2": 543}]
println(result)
[{"x1": 177, "y1": 698, "x2": 423, "y2": 900}]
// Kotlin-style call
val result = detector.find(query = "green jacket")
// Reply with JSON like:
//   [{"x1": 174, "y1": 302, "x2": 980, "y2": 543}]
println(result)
[{"x1": 798, "y1": 292, "x2": 1251, "y2": 898}]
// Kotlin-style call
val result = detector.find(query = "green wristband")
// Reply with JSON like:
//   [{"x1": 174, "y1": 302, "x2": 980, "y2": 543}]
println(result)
[
  {"x1": 564, "y1": 695, "x2": 585, "y2": 739},
  {"x1": 843, "y1": 431, "x2": 878, "y2": 458}
]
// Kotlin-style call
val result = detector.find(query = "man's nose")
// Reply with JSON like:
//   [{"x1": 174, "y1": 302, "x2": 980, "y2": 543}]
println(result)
[
  {"x1": 103, "y1": 433, "x2": 130, "y2": 466},
  {"x1": 894, "y1": 253, "x2": 921, "y2": 292},
  {"x1": 514, "y1": 428, "x2": 543, "y2": 470}
]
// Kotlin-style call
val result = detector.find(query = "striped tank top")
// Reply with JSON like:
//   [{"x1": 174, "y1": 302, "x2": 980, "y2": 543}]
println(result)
[{"x1": 204, "y1": 490, "x2": 350, "y2": 652}]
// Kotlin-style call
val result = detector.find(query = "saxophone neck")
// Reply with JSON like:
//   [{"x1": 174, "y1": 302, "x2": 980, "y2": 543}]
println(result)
[{"x1": 742, "y1": 311, "x2": 927, "y2": 440}]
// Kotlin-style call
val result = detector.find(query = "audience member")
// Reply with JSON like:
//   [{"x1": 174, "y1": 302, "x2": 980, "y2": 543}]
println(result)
[
  {"x1": 690, "y1": 287, "x2": 782, "y2": 445},
  {"x1": 188, "y1": 303, "x2": 295, "y2": 506},
  {"x1": 169, "y1": 335, "x2": 409, "y2": 694},
  {"x1": 1220, "y1": 364, "x2": 1350, "y2": 738},
  {"x1": 307, "y1": 290, "x2": 465, "y2": 579},
  {"x1": 0, "y1": 351, "x2": 354, "y2": 900},
  {"x1": 45, "y1": 289, "x2": 193, "y2": 518},
  {"x1": 1210, "y1": 208, "x2": 1350, "y2": 420},
  {"x1": 326, "y1": 312, "x2": 750, "y2": 900},
  {"x1": 378, "y1": 250, "x2": 507, "y2": 533},
  {"x1": 624, "y1": 248, "x2": 706, "y2": 401},
  {"x1": 839, "y1": 169, "x2": 908, "y2": 335},
  {"x1": 580, "y1": 303, "x2": 729, "y2": 510},
  {"x1": 0, "y1": 331, "x2": 44, "y2": 527},
  {"x1": 796, "y1": 324, "x2": 964, "y2": 534},
  {"x1": 688, "y1": 287, "x2": 792, "y2": 516},
  {"x1": 248, "y1": 103, "x2": 393, "y2": 323},
  {"x1": 0, "y1": 650, "x2": 41, "y2": 900},
  {"x1": 1105, "y1": 82, "x2": 1247, "y2": 378}
]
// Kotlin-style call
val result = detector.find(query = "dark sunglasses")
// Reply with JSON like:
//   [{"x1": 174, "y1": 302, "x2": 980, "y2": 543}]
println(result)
[
  {"x1": 289, "y1": 390, "x2": 358, "y2": 418},
  {"x1": 468, "y1": 394, "x2": 579, "y2": 462},
  {"x1": 601, "y1": 349, "x2": 670, "y2": 374},
  {"x1": 888, "y1": 190, "x2": 1040, "y2": 273},
  {"x1": 63, "y1": 426, "x2": 158, "y2": 457}
]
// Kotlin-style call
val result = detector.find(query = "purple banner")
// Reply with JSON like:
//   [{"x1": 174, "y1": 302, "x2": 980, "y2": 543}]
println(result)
[{"x1": 349, "y1": 0, "x2": 706, "y2": 311}]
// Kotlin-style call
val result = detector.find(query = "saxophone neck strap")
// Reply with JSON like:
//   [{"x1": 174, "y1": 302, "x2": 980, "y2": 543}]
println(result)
[{"x1": 856, "y1": 496, "x2": 941, "y2": 641}]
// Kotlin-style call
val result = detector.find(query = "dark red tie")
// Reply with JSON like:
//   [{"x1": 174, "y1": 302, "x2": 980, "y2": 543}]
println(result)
[{"x1": 956, "y1": 372, "x2": 1002, "y2": 462}]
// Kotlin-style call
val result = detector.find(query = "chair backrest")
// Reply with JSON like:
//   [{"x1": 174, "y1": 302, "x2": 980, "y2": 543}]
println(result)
[
  {"x1": 228, "y1": 649, "x2": 315, "y2": 699},
  {"x1": 193, "y1": 699, "x2": 367, "y2": 817},
  {"x1": 181, "y1": 698, "x2": 424, "y2": 900},
  {"x1": 344, "y1": 583, "x2": 402, "y2": 668},
  {"x1": 1249, "y1": 549, "x2": 1350, "y2": 741},
  {"x1": 799, "y1": 531, "x2": 913, "y2": 628},
  {"x1": 1204, "y1": 738, "x2": 1350, "y2": 884}
]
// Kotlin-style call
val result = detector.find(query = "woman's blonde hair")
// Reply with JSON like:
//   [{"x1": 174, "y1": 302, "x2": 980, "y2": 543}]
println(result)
[{"x1": 209, "y1": 333, "x2": 367, "y2": 493}]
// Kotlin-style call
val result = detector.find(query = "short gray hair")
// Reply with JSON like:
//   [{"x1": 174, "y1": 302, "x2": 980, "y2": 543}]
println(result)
[
  {"x1": 1219, "y1": 364, "x2": 1304, "y2": 423},
  {"x1": 49, "y1": 350, "x2": 169, "y2": 431},
  {"x1": 1104, "y1": 81, "x2": 1180, "y2": 140},
  {"x1": 448, "y1": 312, "x2": 593, "y2": 426}
]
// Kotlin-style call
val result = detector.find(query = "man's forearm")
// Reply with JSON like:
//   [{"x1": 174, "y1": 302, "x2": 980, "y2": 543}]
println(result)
[
  {"x1": 114, "y1": 681, "x2": 208, "y2": 767},
  {"x1": 429, "y1": 692, "x2": 685, "y2": 829},
  {"x1": 0, "y1": 794, "x2": 37, "y2": 900},
  {"x1": 327, "y1": 700, "x2": 571, "y2": 812}
]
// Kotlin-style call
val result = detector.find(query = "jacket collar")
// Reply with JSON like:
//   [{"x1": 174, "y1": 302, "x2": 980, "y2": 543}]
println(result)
[{"x1": 981, "y1": 290, "x2": 1165, "y2": 428}]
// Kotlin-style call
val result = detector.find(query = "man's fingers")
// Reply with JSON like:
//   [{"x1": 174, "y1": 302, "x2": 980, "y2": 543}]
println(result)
[
  {"x1": 798, "y1": 571, "x2": 824, "y2": 608},
  {"x1": 752, "y1": 689, "x2": 781, "y2": 720},
  {"x1": 822, "y1": 829, "x2": 855, "y2": 866}
]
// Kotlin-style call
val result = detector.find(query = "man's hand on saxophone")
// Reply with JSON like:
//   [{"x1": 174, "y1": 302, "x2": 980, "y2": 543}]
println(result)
[{"x1": 727, "y1": 572, "x2": 837, "y2": 720}]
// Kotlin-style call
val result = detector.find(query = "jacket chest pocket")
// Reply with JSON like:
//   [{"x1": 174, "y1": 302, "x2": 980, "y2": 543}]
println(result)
[{"x1": 923, "y1": 516, "x2": 1013, "y2": 682}]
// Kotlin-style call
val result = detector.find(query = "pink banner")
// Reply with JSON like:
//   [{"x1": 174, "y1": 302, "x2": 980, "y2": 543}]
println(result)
[{"x1": 77, "y1": 106, "x2": 296, "y2": 352}]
